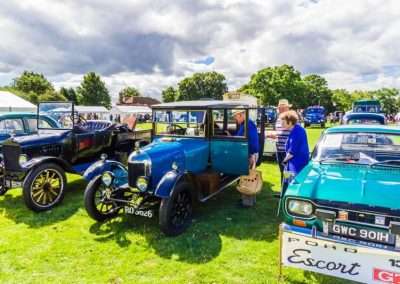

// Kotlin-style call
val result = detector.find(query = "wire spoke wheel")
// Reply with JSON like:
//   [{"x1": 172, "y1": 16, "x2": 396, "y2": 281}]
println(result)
[
  {"x1": 0, "y1": 171, "x2": 8, "y2": 196},
  {"x1": 170, "y1": 191, "x2": 192, "y2": 229},
  {"x1": 94, "y1": 184, "x2": 117, "y2": 214}
]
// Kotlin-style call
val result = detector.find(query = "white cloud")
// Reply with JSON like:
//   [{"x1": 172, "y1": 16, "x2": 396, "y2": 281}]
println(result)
[{"x1": 0, "y1": 0, "x2": 399, "y2": 102}]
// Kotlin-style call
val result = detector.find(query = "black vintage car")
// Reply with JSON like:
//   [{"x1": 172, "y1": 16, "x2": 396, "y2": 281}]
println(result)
[{"x1": 0, "y1": 102, "x2": 151, "y2": 212}]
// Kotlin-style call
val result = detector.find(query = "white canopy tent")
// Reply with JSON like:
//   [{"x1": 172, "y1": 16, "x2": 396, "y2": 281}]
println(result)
[
  {"x1": 0, "y1": 91, "x2": 37, "y2": 113},
  {"x1": 75, "y1": 106, "x2": 109, "y2": 120},
  {"x1": 110, "y1": 105, "x2": 152, "y2": 118}
]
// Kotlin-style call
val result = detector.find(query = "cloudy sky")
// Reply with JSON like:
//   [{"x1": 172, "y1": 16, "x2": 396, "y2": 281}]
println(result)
[{"x1": 0, "y1": 0, "x2": 399, "y2": 103}]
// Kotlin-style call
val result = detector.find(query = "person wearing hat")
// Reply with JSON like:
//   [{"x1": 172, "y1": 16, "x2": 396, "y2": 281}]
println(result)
[
  {"x1": 266, "y1": 99, "x2": 292, "y2": 187},
  {"x1": 228, "y1": 107, "x2": 260, "y2": 208}
]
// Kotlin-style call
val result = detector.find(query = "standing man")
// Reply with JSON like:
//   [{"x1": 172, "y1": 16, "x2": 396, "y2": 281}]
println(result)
[
  {"x1": 266, "y1": 99, "x2": 291, "y2": 186},
  {"x1": 229, "y1": 108, "x2": 260, "y2": 208}
]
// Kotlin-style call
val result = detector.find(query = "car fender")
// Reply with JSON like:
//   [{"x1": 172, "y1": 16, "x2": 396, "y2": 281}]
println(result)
[
  {"x1": 22, "y1": 156, "x2": 74, "y2": 173},
  {"x1": 154, "y1": 170, "x2": 200, "y2": 200},
  {"x1": 82, "y1": 160, "x2": 127, "y2": 186}
]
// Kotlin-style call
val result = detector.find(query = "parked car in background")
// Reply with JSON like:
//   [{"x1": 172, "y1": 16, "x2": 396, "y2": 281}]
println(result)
[
  {"x1": 303, "y1": 106, "x2": 326, "y2": 128},
  {"x1": 83, "y1": 101, "x2": 265, "y2": 236},
  {"x1": 0, "y1": 102, "x2": 151, "y2": 211},
  {"x1": 282, "y1": 125, "x2": 400, "y2": 254},
  {"x1": 0, "y1": 113, "x2": 59, "y2": 147},
  {"x1": 352, "y1": 99, "x2": 381, "y2": 113},
  {"x1": 341, "y1": 113, "x2": 386, "y2": 125},
  {"x1": 258, "y1": 106, "x2": 277, "y2": 129}
]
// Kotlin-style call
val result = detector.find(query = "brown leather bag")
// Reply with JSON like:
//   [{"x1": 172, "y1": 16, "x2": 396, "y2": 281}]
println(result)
[{"x1": 236, "y1": 169, "x2": 263, "y2": 195}]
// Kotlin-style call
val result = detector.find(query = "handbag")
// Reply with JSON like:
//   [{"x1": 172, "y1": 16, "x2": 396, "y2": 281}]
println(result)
[{"x1": 236, "y1": 169, "x2": 263, "y2": 195}]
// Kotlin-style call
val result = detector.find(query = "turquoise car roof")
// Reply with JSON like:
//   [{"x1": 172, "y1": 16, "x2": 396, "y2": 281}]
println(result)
[
  {"x1": 0, "y1": 112, "x2": 38, "y2": 118},
  {"x1": 324, "y1": 125, "x2": 400, "y2": 135}
]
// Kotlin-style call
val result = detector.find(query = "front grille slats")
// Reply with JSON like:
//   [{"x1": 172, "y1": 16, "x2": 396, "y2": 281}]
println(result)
[{"x1": 3, "y1": 144, "x2": 22, "y2": 172}]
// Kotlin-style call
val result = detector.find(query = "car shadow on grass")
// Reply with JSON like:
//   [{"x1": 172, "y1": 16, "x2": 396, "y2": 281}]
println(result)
[
  {"x1": 0, "y1": 176, "x2": 87, "y2": 228},
  {"x1": 88, "y1": 180, "x2": 283, "y2": 264}
]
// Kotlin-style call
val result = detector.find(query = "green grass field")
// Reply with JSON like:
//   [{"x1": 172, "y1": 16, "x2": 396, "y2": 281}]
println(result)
[{"x1": 0, "y1": 127, "x2": 351, "y2": 283}]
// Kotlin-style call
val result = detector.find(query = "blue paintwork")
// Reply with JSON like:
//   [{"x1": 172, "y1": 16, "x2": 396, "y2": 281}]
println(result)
[
  {"x1": 83, "y1": 160, "x2": 128, "y2": 187},
  {"x1": 13, "y1": 130, "x2": 71, "y2": 147},
  {"x1": 304, "y1": 107, "x2": 326, "y2": 126},
  {"x1": 154, "y1": 170, "x2": 183, "y2": 198},
  {"x1": 0, "y1": 113, "x2": 59, "y2": 146},
  {"x1": 341, "y1": 113, "x2": 386, "y2": 125},
  {"x1": 210, "y1": 140, "x2": 249, "y2": 175}
]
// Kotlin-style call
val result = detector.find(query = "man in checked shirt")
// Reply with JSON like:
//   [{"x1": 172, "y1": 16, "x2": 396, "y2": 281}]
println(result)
[{"x1": 266, "y1": 99, "x2": 291, "y2": 188}]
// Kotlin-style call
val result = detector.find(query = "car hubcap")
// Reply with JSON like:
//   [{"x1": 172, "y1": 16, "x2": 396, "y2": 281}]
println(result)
[
  {"x1": 31, "y1": 169, "x2": 63, "y2": 206},
  {"x1": 95, "y1": 184, "x2": 116, "y2": 214},
  {"x1": 170, "y1": 192, "x2": 191, "y2": 229}
]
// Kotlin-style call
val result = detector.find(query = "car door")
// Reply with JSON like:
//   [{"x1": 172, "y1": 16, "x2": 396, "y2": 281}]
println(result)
[{"x1": 209, "y1": 108, "x2": 249, "y2": 175}]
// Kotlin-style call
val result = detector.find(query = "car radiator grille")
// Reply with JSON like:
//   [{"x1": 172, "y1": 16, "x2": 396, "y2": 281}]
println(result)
[
  {"x1": 3, "y1": 144, "x2": 22, "y2": 172},
  {"x1": 318, "y1": 205, "x2": 400, "y2": 228},
  {"x1": 128, "y1": 162, "x2": 146, "y2": 188}
]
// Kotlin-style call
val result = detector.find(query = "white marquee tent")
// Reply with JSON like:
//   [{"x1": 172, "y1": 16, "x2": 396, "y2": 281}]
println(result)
[
  {"x1": 0, "y1": 91, "x2": 36, "y2": 113},
  {"x1": 75, "y1": 106, "x2": 109, "y2": 119},
  {"x1": 110, "y1": 105, "x2": 152, "y2": 118}
]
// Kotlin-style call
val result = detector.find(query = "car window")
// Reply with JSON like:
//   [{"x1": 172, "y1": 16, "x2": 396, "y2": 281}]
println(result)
[
  {"x1": 211, "y1": 109, "x2": 246, "y2": 138},
  {"x1": 0, "y1": 118, "x2": 25, "y2": 135},
  {"x1": 312, "y1": 132, "x2": 400, "y2": 163},
  {"x1": 154, "y1": 110, "x2": 206, "y2": 137},
  {"x1": 27, "y1": 118, "x2": 53, "y2": 132}
]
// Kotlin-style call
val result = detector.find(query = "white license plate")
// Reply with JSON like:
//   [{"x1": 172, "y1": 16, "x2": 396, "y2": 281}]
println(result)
[
  {"x1": 5, "y1": 180, "x2": 23, "y2": 188},
  {"x1": 124, "y1": 206, "x2": 153, "y2": 218}
]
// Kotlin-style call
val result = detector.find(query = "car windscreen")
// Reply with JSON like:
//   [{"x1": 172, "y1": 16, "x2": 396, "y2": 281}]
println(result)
[
  {"x1": 312, "y1": 132, "x2": 400, "y2": 164},
  {"x1": 347, "y1": 118, "x2": 384, "y2": 125},
  {"x1": 307, "y1": 108, "x2": 323, "y2": 114},
  {"x1": 38, "y1": 102, "x2": 73, "y2": 130},
  {"x1": 154, "y1": 110, "x2": 206, "y2": 137}
]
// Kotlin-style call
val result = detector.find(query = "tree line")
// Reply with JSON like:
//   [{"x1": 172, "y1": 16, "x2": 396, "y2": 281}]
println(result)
[
  {"x1": 0, "y1": 71, "x2": 145, "y2": 109},
  {"x1": 162, "y1": 65, "x2": 400, "y2": 114},
  {"x1": 2, "y1": 66, "x2": 399, "y2": 113}
]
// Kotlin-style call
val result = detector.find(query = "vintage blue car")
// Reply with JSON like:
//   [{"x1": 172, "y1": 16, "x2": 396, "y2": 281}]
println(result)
[
  {"x1": 0, "y1": 112, "x2": 59, "y2": 146},
  {"x1": 341, "y1": 112, "x2": 386, "y2": 125},
  {"x1": 282, "y1": 125, "x2": 400, "y2": 253},
  {"x1": 304, "y1": 106, "x2": 326, "y2": 128},
  {"x1": 83, "y1": 100, "x2": 265, "y2": 236},
  {"x1": 0, "y1": 101, "x2": 151, "y2": 211}
]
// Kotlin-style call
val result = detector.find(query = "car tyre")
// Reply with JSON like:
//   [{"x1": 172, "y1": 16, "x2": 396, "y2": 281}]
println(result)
[
  {"x1": 23, "y1": 163, "x2": 67, "y2": 212},
  {"x1": 159, "y1": 181, "x2": 194, "y2": 237},
  {"x1": 84, "y1": 175, "x2": 119, "y2": 221},
  {"x1": 321, "y1": 122, "x2": 326, "y2": 128}
]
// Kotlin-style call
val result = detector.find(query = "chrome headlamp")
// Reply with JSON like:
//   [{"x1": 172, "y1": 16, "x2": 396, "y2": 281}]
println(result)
[
  {"x1": 136, "y1": 176, "x2": 148, "y2": 192},
  {"x1": 287, "y1": 198, "x2": 314, "y2": 217},
  {"x1": 101, "y1": 171, "x2": 114, "y2": 186},
  {"x1": 19, "y1": 154, "x2": 29, "y2": 167}
]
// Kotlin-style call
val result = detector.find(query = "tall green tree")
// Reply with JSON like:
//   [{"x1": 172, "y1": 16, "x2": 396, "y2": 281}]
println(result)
[
  {"x1": 13, "y1": 71, "x2": 54, "y2": 95},
  {"x1": 332, "y1": 89, "x2": 352, "y2": 112},
  {"x1": 371, "y1": 88, "x2": 399, "y2": 114},
  {"x1": 161, "y1": 86, "x2": 177, "y2": 102},
  {"x1": 77, "y1": 72, "x2": 111, "y2": 108},
  {"x1": 60, "y1": 87, "x2": 79, "y2": 104},
  {"x1": 176, "y1": 71, "x2": 228, "y2": 101},
  {"x1": 119, "y1": 87, "x2": 141, "y2": 98},
  {"x1": 241, "y1": 65, "x2": 305, "y2": 108},
  {"x1": 302, "y1": 74, "x2": 333, "y2": 112}
]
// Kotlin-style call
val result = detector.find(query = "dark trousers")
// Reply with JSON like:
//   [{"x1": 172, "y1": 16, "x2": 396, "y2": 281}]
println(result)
[{"x1": 276, "y1": 151, "x2": 288, "y2": 195}]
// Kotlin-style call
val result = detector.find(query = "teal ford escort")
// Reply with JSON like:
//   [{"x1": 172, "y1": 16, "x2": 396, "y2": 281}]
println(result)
[{"x1": 282, "y1": 125, "x2": 400, "y2": 252}]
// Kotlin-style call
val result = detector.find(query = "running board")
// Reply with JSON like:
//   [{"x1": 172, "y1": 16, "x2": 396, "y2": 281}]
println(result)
[{"x1": 199, "y1": 175, "x2": 240, "y2": 202}]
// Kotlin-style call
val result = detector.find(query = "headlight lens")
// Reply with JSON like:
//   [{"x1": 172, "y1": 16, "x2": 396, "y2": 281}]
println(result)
[
  {"x1": 287, "y1": 199, "x2": 314, "y2": 217},
  {"x1": 101, "y1": 172, "x2": 113, "y2": 186},
  {"x1": 19, "y1": 154, "x2": 29, "y2": 166},
  {"x1": 136, "y1": 177, "x2": 148, "y2": 191}
]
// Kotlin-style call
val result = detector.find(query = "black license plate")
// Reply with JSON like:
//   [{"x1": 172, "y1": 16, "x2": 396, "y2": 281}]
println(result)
[
  {"x1": 329, "y1": 223, "x2": 395, "y2": 245},
  {"x1": 4, "y1": 180, "x2": 24, "y2": 188},
  {"x1": 123, "y1": 205, "x2": 153, "y2": 218}
]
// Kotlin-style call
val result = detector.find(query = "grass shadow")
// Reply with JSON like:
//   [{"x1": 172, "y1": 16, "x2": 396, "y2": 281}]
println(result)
[
  {"x1": 0, "y1": 176, "x2": 87, "y2": 228},
  {"x1": 87, "y1": 180, "x2": 282, "y2": 264}
]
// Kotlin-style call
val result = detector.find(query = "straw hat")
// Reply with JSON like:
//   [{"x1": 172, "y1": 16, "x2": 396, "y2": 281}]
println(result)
[
  {"x1": 232, "y1": 108, "x2": 245, "y2": 117},
  {"x1": 277, "y1": 99, "x2": 292, "y2": 108}
]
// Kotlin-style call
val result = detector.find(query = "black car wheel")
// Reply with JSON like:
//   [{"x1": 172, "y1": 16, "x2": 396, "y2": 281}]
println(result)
[
  {"x1": 84, "y1": 175, "x2": 119, "y2": 221},
  {"x1": 159, "y1": 182, "x2": 194, "y2": 237},
  {"x1": 321, "y1": 122, "x2": 326, "y2": 128},
  {"x1": 23, "y1": 163, "x2": 67, "y2": 212},
  {"x1": 0, "y1": 171, "x2": 8, "y2": 196}
]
